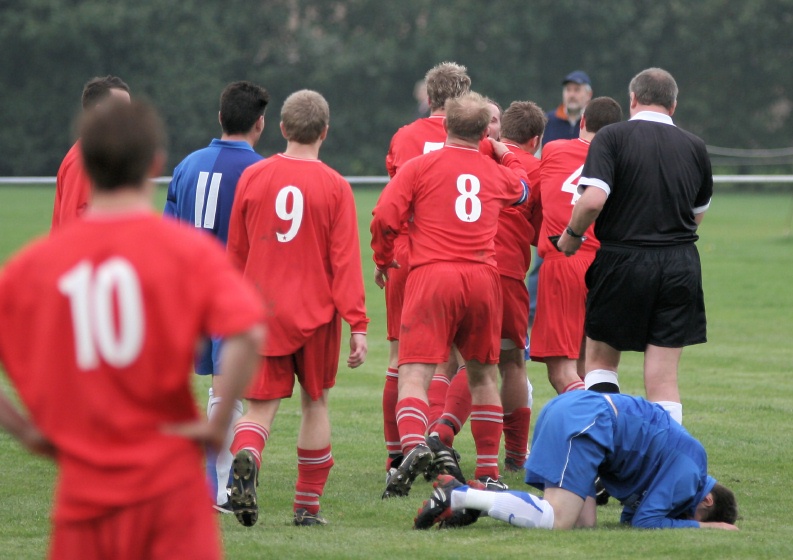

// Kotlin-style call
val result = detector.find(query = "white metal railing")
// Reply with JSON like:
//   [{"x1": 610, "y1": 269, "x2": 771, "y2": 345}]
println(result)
[{"x1": 2, "y1": 175, "x2": 793, "y2": 186}]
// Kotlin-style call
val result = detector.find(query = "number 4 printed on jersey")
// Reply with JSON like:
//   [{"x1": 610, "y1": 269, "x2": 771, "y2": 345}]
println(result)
[{"x1": 561, "y1": 164, "x2": 585, "y2": 205}]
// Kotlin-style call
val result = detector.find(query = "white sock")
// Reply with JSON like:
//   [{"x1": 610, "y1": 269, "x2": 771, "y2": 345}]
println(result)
[
  {"x1": 207, "y1": 393, "x2": 244, "y2": 504},
  {"x1": 452, "y1": 487, "x2": 498, "y2": 511},
  {"x1": 489, "y1": 491, "x2": 555, "y2": 529},
  {"x1": 655, "y1": 400, "x2": 683, "y2": 424},
  {"x1": 526, "y1": 377, "x2": 534, "y2": 408},
  {"x1": 584, "y1": 369, "x2": 620, "y2": 391}
]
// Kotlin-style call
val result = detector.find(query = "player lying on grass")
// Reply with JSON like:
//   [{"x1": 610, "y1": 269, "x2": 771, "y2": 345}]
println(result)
[{"x1": 415, "y1": 391, "x2": 739, "y2": 531}]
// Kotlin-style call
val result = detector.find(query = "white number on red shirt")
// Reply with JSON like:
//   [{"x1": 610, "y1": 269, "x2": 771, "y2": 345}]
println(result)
[
  {"x1": 455, "y1": 174, "x2": 482, "y2": 222},
  {"x1": 195, "y1": 171, "x2": 222, "y2": 228},
  {"x1": 58, "y1": 258, "x2": 145, "y2": 370},
  {"x1": 561, "y1": 164, "x2": 584, "y2": 205},
  {"x1": 423, "y1": 141, "x2": 444, "y2": 154},
  {"x1": 275, "y1": 186, "x2": 304, "y2": 242}
]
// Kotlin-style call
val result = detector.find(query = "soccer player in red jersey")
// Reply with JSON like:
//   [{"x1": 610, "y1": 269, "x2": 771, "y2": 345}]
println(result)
[
  {"x1": 372, "y1": 92, "x2": 529, "y2": 498},
  {"x1": 431, "y1": 101, "x2": 546, "y2": 476},
  {"x1": 0, "y1": 100, "x2": 263, "y2": 560},
  {"x1": 51, "y1": 76, "x2": 131, "y2": 231},
  {"x1": 380, "y1": 62, "x2": 472, "y2": 472},
  {"x1": 530, "y1": 97, "x2": 623, "y2": 394},
  {"x1": 226, "y1": 90, "x2": 369, "y2": 527}
]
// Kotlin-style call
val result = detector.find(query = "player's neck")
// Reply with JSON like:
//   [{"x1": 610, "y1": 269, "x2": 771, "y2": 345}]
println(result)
[
  {"x1": 89, "y1": 184, "x2": 154, "y2": 213},
  {"x1": 221, "y1": 131, "x2": 257, "y2": 147},
  {"x1": 284, "y1": 140, "x2": 321, "y2": 160},
  {"x1": 445, "y1": 133, "x2": 480, "y2": 149}
]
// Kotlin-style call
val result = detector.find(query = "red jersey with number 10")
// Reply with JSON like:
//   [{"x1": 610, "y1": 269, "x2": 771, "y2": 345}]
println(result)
[
  {"x1": 372, "y1": 144, "x2": 529, "y2": 271},
  {"x1": 0, "y1": 212, "x2": 263, "y2": 522},
  {"x1": 538, "y1": 138, "x2": 600, "y2": 258},
  {"x1": 228, "y1": 154, "x2": 369, "y2": 356}
]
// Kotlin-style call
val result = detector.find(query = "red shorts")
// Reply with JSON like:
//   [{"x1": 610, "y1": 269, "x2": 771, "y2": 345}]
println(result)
[
  {"x1": 50, "y1": 477, "x2": 220, "y2": 560},
  {"x1": 500, "y1": 275, "x2": 529, "y2": 350},
  {"x1": 384, "y1": 239, "x2": 410, "y2": 341},
  {"x1": 246, "y1": 316, "x2": 341, "y2": 401},
  {"x1": 530, "y1": 252, "x2": 594, "y2": 361},
  {"x1": 399, "y1": 262, "x2": 502, "y2": 365}
]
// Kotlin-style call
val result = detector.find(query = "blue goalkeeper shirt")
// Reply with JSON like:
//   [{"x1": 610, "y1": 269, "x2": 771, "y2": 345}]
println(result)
[
  {"x1": 526, "y1": 392, "x2": 716, "y2": 529},
  {"x1": 164, "y1": 139, "x2": 263, "y2": 245}
]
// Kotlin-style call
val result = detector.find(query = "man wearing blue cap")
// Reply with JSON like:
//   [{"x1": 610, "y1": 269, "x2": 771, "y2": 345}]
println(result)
[{"x1": 543, "y1": 71, "x2": 593, "y2": 146}]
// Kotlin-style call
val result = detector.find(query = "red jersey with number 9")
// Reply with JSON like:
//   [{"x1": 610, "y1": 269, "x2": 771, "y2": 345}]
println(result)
[
  {"x1": 228, "y1": 154, "x2": 369, "y2": 356},
  {"x1": 0, "y1": 211, "x2": 262, "y2": 522}
]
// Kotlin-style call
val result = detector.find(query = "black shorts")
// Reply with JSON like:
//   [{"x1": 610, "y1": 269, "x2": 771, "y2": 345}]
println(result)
[{"x1": 585, "y1": 243, "x2": 706, "y2": 351}]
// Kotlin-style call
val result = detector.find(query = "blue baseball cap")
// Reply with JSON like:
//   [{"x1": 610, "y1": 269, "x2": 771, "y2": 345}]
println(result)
[{"x1": 563, "y1": 71, "x2": 591, "y2": 86}]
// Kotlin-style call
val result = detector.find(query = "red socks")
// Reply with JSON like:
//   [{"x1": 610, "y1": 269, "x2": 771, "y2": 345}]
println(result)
[
  {"x1": 230, "y1": 422, "x2": 269, "y2": 468},
  {"x1": 470, "y1": 404, "x2": 503, "y2": 480},
  {"x1": 295, "y1": 446, "x2": 334, "y2": 514},
  {"x1": 427, "y1": 374, "x2": 451, "y2": 427},
  {"x1": 433, "y1": 366, "x2": 471, "y2": 446},
  {"x1": 395, "y1": 397, "x2": 429, "y2": 453},
  {"x1": 503, "y1": 407, "x2": 531, "y2": 468},
  {"x1": 382, "y1": 368, "x2": 401, "y2": 468},
  {"x1": 562, "y1": 379, "x2": 586, "y2": 393}
]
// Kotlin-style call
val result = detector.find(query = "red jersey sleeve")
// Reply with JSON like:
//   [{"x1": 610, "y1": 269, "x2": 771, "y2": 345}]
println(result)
[
  {"x1": 329, "y1": 183, "x2": 369, "y2": 333},
  {"x1": 370, "y1": 166, "x2": 415, "y2": 269},
  {"x1": 227, "y1": 166, "x2": 253, "y2": 272}
]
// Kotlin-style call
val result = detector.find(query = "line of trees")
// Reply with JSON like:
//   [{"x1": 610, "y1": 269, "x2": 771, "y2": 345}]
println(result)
[{"x1": 2, "y1": 0, "x2": 792, "y2": 176}]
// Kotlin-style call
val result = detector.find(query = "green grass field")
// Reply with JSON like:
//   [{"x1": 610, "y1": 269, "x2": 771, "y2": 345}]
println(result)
[{"x1": 1, "y1": 185, "x2": 792, "y2": 559}]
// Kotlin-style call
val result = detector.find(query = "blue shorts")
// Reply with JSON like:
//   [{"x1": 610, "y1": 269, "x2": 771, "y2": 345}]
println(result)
[
  {"x1": 524, "y1": 391, "x2": 616, "y2": 500},
  {"x1": 195, "y1": 337, "x2": 223, "y2": 376}
]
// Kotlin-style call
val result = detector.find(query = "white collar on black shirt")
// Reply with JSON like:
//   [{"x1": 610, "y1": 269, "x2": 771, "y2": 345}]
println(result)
[{"x1": 630, "y1": 110, "x2": 675, "y2": 126}]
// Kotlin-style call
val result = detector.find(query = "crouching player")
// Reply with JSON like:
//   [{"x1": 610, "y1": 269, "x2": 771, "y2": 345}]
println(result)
[{"x1": 415, "y1": 391, "x2": 739, "y2": 531}]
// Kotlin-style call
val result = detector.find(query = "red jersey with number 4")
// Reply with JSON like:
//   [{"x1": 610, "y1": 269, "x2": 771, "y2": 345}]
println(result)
[
  {"x1": 372, "y1": 144, "x2": 529, "y2": 271},
  {"x1": 495, "y1": 144, "x2": 542, "y2": 280},
  {"x1": 51, "y1": 141, "x2": 93, "y2": 231},
  {"x1": 538, "y1": 138, "x2": 600, "y2": 258},
  {"x1": 228, "y1": 153, "x2": 369, "y2": 356},
  {"x1": 0, "y1": 212, "x2": 263, "y2": 522}
]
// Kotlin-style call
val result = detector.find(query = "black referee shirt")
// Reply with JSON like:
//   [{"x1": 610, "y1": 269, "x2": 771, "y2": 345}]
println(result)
[{"x1": 579, "y1": 111, "x2": 713, "y2": 247}]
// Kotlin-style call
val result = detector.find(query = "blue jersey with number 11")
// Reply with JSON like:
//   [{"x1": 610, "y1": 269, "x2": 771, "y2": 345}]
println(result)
[{"x1": 164, "y1": 139, "x2": 263, "y2": 245}]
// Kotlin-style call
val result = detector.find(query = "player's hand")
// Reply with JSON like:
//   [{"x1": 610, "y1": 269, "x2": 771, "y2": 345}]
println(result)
[
  {"x1": 347, "y1": 333, "x2": 368, "y2": 368},
  {"x1": 488, "y1": 137, "x2": 510, "y2": 161},
  {"x1": 162, "y1": 420, "x2": 226, "y2": 453},
  {"x1": 699, "y1": 521, "x2": 739, "y2": 531},
  {"x1": 374, "y1": 260, "x2": 400, "y2": 289},
  {"x1": 556, "y1": 231, "x2": 583, "y2": 257},
  {"x1": 20, "y1": 425, "x2": 56, "y2": 458}
]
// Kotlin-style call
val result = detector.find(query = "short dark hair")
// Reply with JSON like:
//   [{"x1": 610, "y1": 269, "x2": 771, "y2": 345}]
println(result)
[
  {"x1": 702, "y1": 483, "x2": 739, "y2": 525},
  {"x1": 583, "y1": 97, "x2": 623, "y2": 133},
  {"x1": 629, "y1": 68, "x2": 678, "y2": 111},
  {"x1": 220, "y1": 81, "x2": 270, "y2": 135},
  {"x1": 80, "y1": 99, "x2": 165, "y2": 192},
  {"x1": 501, "y1": 101, "x2": 547, "y2": 144},
  {"x1": 444, "y1": 92, "x2": 490, "y2": 143},
  {"x1": 281, "y1": 89, "x2": 330, "y2": 144},
  {"x1": 81, "y1": 76, "x2": 130, "y2": 110}
]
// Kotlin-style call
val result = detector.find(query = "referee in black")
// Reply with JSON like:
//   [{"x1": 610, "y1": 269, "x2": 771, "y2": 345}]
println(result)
[{"x1": 557, "y1": 67, "x2": 713, "y2": 426}]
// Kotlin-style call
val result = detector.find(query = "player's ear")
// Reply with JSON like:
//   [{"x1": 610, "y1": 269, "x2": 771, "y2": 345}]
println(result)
[
  {"x1": 280, "y1": 121, "x2": 288, "y2": 140},
  {"x1": 149, "y1": 149, "x2": 166, "y2": 179},
  {"x1": 319, "y1": 125, "x2": 329, "y2": 141}
]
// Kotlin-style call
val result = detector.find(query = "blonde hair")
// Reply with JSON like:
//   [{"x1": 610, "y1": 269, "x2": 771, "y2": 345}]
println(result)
[
  {"x1": 444, "y1": 92, "x2": 490, "y2": 142},
  {"x1": 425, "y1": 62, "x2": 471, "y2": 111},
  {"x1": 281, "y1": 89, "x2": 329, "y2": 144}
]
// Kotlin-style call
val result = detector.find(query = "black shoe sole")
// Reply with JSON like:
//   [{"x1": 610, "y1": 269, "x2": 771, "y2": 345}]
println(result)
[{"x1": 229, "y1": 451, "x2": 258, "y2": 527}]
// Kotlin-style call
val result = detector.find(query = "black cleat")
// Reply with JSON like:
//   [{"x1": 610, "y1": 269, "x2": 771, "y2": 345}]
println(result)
[
  {"x1": 229, "y1": 450, "x2": 259, "y2": 527},
  {"x1": 414, "y1": 474, "x2": 464, "y2": 529},
  {"x1": 382, "y1": 443, "x2": 433, "y2": 498},
  {"x1": 293, "y1": 508, "x2": 328, "y2": 526},
  {"x1": 425, "y1": 433, "x2": 466, "y2": 483},
  {"x1": 477, "y1": 475, "x2": 509, "y2": 491}
]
